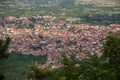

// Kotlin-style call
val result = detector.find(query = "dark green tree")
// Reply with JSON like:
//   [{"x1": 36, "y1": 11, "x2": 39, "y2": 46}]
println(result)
[
  {"x1": 0, "y1": 37, "x2": 11, "y2": 80},
  {"x1": 102, "y1": 32, "x2": 120, "y2": 80},
  {"x1": 27, "y1": 62, "x2": 52, "y2": 80},
  {"x1": 60, "y1": 53, "x2": 80, "y2": 80},
  {"x1": 0, "y1": 37, "x2": 11, "y2": 59}
]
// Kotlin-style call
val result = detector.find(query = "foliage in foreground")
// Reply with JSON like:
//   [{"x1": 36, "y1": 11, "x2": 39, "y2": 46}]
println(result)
[
  {"x1": 28, "y1": 32, "x2": 120, "y2": 80},
  {"x1": 0, "y1": 53, "x2": 47, "y2": 80},
  {"x1": 0, "y1": 37, "x2": 11, "y2": 60},
  {"x1": 0, "y1": 37, "x2": 11, "y2": 80}
]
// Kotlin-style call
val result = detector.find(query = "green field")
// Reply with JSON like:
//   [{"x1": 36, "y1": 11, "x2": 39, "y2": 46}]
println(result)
[
  {"x1": 0, "y1": 1, "x2": 119, "y2": 25},
  {"x1": 0, "y1": 1, "x2": 120, "y2": 17}
]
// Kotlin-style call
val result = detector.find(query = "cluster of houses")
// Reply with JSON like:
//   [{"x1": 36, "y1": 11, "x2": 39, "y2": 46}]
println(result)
[{"x1": 0, "y1": 16, "x2": 120, "y2": 64}]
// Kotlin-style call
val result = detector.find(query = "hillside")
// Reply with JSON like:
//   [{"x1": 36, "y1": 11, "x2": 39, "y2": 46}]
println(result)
[
  {"x1": 0, "y1": 0, "x2": 120, "y2": 24},
  {"x1": 1, "y1": 0, "x2": 119, "y2": 5}
]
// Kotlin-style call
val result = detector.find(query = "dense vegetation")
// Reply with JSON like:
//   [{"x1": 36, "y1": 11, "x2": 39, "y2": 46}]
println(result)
[
  {"x1": 0, "y1": 37, "x2": 11, "y2": 60},
  {"x1": 0, "y1": 53, "x2": 47, "y2": 80},
  {"x1": 0, "y1": 37, "x2": 11, "y2": 80},
  {"x1": 28, "y1": 32, "x2": 120, "y2": 80},
  {"x1": 79, "y1": 14, "x2": 120, "y2": 25}
]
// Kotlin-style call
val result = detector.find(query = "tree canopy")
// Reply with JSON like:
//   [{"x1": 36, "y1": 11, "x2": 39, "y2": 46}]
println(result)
[
  {"x1": 0, "y1": 37, "x2": 11, "y2": 60},
  {"x1": 0, "y1": 37, "x2": 11, "y2": 80}
]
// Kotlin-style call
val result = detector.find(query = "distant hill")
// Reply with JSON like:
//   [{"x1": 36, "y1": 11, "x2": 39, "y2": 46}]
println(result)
[
  {"x1": 78, "y1": 0, "x2": 120, "y2": 5},
  {"x1": 0, "y1": 0, "x2": 119, "y2": 18},
  {"x1": 1, "y1": 0, "x2": 119, "y2": 5}
]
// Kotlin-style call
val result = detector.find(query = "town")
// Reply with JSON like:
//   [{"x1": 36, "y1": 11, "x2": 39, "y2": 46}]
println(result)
[{"x1": 0, "y1": 16, "x2": 120, "y2": 64}]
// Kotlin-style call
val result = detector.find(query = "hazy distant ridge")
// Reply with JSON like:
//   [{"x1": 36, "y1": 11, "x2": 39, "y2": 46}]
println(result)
[{"x1": 1, "y1": 0, "x2": 119, "y2": 5}]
